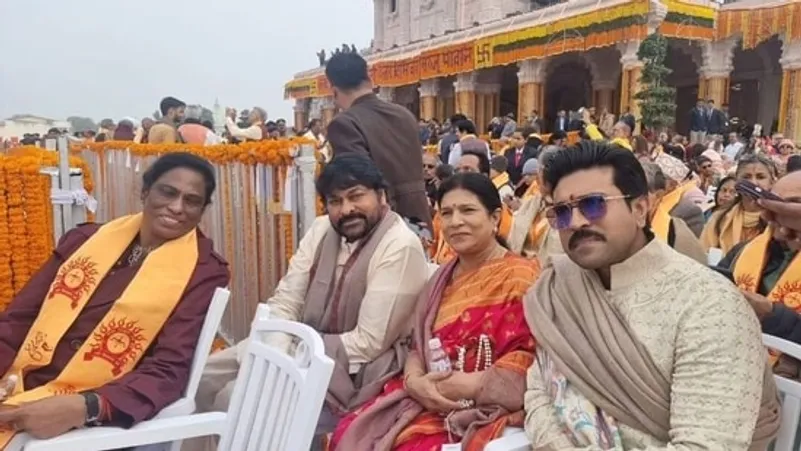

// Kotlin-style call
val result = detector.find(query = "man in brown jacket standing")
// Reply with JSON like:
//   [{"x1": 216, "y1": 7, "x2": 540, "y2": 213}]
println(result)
[{"x1": 325, "y1": 52, "x2": 432, "y2": 228}]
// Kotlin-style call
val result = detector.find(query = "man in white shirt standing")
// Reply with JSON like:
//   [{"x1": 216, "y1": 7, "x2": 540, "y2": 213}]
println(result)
[
  {"x1": 190, "y1": 154, "x2": 428, "y2": 451},
  {"x1": 303, "y1": 118, "x2": 329, "y2": 162},
  {"x1": 224, "y1": 107, "x2": 267, "y2": 142}
]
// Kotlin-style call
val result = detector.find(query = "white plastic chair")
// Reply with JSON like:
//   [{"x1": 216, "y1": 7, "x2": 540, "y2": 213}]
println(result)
[
  {"x1": 763, "y1": 333, "x2": 801, "y2": 451},
  {"x1": 23, "y1": 305, "x2": 335, "y2": 451},
  {"x1": 13, "y1": 287, "x2": 231, "y2": 451}
]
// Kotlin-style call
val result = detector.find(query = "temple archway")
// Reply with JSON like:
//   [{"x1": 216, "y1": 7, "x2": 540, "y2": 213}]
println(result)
[
  {"x1": 498, "y1": 64, "x2": 519, "y2": 119},
  {"x1": 544, "y1": 55, "x2": 593, "y2": 132},
  {"x1": 730, "y1": 36, "x2": 782, "y2": 134},
  {"x1": 665, "y1": 40, "x2": 701, "y2": 135}
]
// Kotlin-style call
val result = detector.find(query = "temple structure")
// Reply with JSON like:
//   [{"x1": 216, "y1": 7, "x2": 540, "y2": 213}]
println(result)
[{"x1": 285, "y1": 0, "x2": 801, "y2": 141}]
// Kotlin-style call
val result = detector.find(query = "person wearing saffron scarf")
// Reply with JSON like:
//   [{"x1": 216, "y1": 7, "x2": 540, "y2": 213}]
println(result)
[
  {"x1": 508, "y1": 147, "x2": 563, "y2": 261},
  {"x1": 641, "y1": 162, "x2": 706, "y2": 263},
  {"x1": 524, "y1": 141, "x2": 779, "y2": 450},
  {"x1": 702, "y1": 154, "x2": 777, "y2": 254},
  {"x1": 0, "y1": 153, "x2": 229, "y2": 446},
  {"x1": 489, "y1": 155, "x2": 515, "y2": 200},
  {"x1": 329, "y1": 173, "x2": 540, "y2": 451},
  {"x1": 717, "y1": 171, "x2": 801, "y2": 376}
]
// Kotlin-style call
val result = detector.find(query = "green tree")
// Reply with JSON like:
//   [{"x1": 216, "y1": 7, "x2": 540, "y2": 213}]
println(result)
[{"x1": 634, "y1": 32, "x2": 676, "y2": 133}]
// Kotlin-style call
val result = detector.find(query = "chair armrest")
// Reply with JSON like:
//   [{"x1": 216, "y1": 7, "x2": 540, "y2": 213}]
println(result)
[
  {"x1": 23, "y1": 412, "x2": 227, "y2": 451},
  {"x1": 484, "y1": 429, "x2": 530, "y2": 451}
]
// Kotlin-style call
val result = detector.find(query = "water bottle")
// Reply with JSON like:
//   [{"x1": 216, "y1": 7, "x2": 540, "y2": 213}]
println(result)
[{"x1": 427, "y1": 338, "x2": 452, "y2": 373}]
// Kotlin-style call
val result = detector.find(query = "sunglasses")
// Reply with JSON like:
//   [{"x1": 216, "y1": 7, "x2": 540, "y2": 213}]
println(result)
[{"x1": 545, "y1": 194, "x2": 630, "y2": 230}]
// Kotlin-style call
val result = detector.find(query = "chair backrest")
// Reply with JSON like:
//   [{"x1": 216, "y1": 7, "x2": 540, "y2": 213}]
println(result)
[
  {"x1": 763, "y1": 333, "x2": 801, "y2": 451},
  {"x1": 218, "y1": 304, "x2": 335, "y2": 451},
  {"x1": 184, "y1": 287, "x2": 231, "y2": 398}
]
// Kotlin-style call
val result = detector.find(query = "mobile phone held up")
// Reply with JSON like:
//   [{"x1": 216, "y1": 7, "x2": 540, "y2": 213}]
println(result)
[{"x1": 735, "y1": 180, "x2": 784, "y2": 202}]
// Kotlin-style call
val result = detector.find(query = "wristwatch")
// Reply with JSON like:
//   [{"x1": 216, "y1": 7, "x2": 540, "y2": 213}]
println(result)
[{"x1": 81, "y1": 392, "x2": 101, "y2": 426}]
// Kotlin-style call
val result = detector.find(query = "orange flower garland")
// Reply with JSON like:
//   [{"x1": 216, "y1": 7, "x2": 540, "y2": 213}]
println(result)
[
  {"x1": 22, "y1": 160, "x2": 51, "y2": 272},
  {"x1": 73, "y1": 138, "x2": 314, "y2": 167},
  {"x1": 4, "y1": 158, "x2": 31, "y2": 293},
  {"x1": 0, "y1": 159, "x2": 13, "y2": 310},
  {"x1": 0, "y1": 149, "x2": 96, "y2": 308}
]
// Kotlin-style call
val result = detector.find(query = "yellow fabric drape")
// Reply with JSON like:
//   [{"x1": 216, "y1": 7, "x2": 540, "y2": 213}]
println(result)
[
  {"x1": 0, "y1": 214, "x2": 197, "y2": 447},
  {"x1": 701, "y1": 204, "x2": 763, "y2": 254}
]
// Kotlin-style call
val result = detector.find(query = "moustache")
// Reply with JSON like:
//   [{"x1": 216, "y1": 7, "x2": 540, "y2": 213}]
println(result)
[
  {"x1": 568, "y1": 229, "x2": 606, "y2": 250},
  {"x1": 337, "y1": 214, "x2": 367, "y2": 228}
]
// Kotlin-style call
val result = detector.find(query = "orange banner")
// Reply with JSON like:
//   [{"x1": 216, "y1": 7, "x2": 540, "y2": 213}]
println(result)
[
  {"x1": 371, "y1": 58, "x2": 420, "y2": 87},
  {"x1": 419, "y1": 42, "x2": 475, "y2": 80}
]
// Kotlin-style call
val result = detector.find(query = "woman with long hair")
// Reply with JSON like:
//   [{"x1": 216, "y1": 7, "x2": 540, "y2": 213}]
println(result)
[
  {"x1": 328, "y1": 173, "x2": 540, "y2": 451},
  {"x1": 701, "y1": 154, "x2": 777, "y2": 253}
]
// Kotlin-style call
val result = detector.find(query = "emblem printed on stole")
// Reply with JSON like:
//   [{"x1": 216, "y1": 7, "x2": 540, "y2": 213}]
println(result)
[
  {"x1": 772, "y1": 282, "x2": 801, "y2": 310},
  {"x1": 83, "y1": 318, "x2": 146, "y2": 375},
  {"x1": 23, "y1": 331, "x2": 52, "y2": 362},
  {"x1": 735, "y1": 274, "x2": 757, "y2": 293},
  {"x1": 47, "y1": 256, "x2": 100, "y2": 308}
]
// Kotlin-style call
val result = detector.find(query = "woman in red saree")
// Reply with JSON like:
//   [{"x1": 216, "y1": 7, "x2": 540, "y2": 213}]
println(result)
[{"x1": 328, "y1": 172, "x2": 540, "y2": 451}]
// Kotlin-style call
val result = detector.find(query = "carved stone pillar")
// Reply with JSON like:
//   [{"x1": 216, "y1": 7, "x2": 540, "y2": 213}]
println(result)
[
  {"x1": 293, "y1": 99, "x2": 309, "y2": 131},
  {"x1": 320, "y1": 97, "x2": 336, "y2": 128},
  {"x1": 698, "y1": 38, "x2": 736, "y2": 107},
  {"x1": 436, "y1": 81, "x2": 455, "y2": 122},
  {"x1": 593, "y1": 81, "x2": 617, "y2": 115},
  {"x1": 475, "y1": 83, "x2": 502, "y2": 133},
  {"x1": 618, "y1": 40, "x2": 643, "y2": 134},
  {"x1": 517, "y1": 59, "x2": 547, "y2": 121},
  {"x1": 418, "y1": 79, "x2": 439, "y2": 120},
  {"x1": 780, "y1": 38, "x2": 801, "y2": 142},
  {"x1": 454, "y1": 73, "x2": 477, "y2": 122}
]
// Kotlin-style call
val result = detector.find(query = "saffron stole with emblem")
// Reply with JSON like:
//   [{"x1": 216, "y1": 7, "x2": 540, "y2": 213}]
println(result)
[
  {"x1": 734, "y1": 227, "x2": 801, "y2": 365},
  {"x1": 0, "y1": 213, "x2": 197, "y2": 447}
]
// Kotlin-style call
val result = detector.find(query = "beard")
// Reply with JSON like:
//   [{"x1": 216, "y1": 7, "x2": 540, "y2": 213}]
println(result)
[{"x1": 332, "y1": 212, "x2": 376, "y2": 242}]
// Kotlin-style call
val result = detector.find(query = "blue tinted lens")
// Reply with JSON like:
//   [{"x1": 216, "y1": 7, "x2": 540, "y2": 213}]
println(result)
[
  {"x1": 553, "y1": 204, "x2": 572, "y2": 229},
  {"x1": 578, "y1": 195, "x2": 608, "y2": 222}
]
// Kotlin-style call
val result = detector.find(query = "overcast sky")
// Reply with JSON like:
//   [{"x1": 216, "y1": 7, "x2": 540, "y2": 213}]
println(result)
[{"x1": 0, "y1": 0, "x2": 373, "y2": 123}]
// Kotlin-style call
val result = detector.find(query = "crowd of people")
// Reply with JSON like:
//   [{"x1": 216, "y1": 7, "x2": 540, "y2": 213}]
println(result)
[
  {"x1": 1, "y1": 49, "x2": 801, "y2": 451},
  {"x1": 1, "y1": 101, "x2": 312, "y2": 152}
]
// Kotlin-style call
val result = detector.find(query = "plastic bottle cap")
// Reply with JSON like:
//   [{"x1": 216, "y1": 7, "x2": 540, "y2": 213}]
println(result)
[{"x1": 428, "y1": 338, "x2": 442, "y2": 349}]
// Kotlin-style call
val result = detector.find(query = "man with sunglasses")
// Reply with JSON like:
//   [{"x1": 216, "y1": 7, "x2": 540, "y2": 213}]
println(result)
[{"x1": 522, "y1": 140, "x2": 779, "y2": 450}]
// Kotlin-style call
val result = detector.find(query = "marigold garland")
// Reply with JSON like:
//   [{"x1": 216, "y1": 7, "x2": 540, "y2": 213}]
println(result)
[
  {"x1": 0, "y1": 160, "x2": 13, "y2": 310},
  {"x1": 72, "y1": 138, "x2": 314, "y2": 167},
  {"x1": 0, "y1": 150, "x2": 97, "y2": 309}
]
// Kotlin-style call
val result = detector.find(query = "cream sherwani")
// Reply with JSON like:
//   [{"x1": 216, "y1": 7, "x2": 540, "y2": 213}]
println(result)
[
  {"x1": 525, "y1": 240, "x2": 770, "y2": 450},
  {"x1": 194, "y1": 215, "x2": 428, "y2": 413}
]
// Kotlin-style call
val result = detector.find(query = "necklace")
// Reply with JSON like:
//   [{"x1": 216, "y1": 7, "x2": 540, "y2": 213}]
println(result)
[{"x1": 127, "y1": 243, "x2": 154, "y2": 266}]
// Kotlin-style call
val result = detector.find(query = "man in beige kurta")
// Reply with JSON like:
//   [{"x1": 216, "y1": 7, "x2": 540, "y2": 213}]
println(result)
[
  {"x1": 186, "y1": 154, "x2": 428, "y2": 451},
  {"x1": 522, "y1": 141, "x2": 779, "y2": 450}
]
